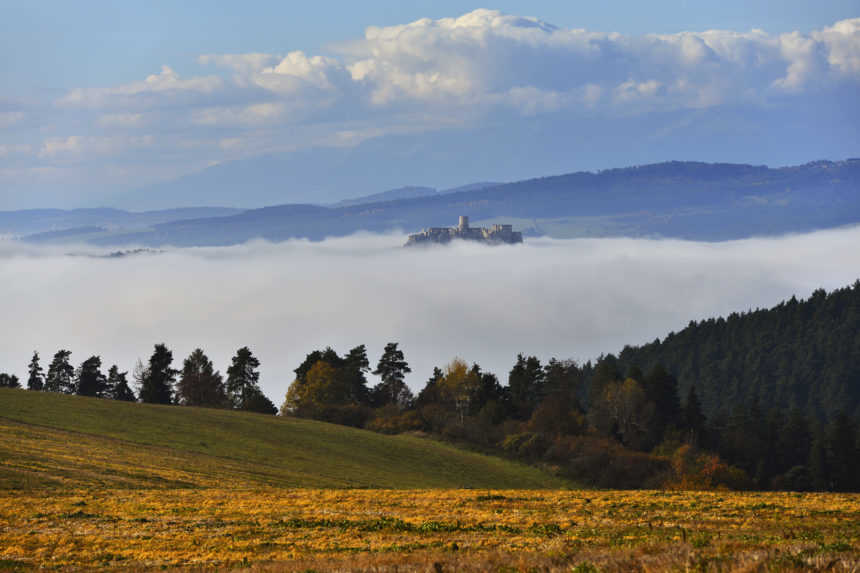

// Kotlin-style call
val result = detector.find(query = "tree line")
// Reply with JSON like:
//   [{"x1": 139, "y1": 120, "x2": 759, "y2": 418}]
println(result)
[
  {"x1": 277, "y1": 342, "x2": 858, "y2": 491},
  {"x1": 277, "y1": 285, "x2": 860, "y2": 491},
  {"x1": 0, "y1": 344, "x2": 276, "y2": 414},
  {"x1": 2, "y1": 284, "x2": 858, "y2": 491}
]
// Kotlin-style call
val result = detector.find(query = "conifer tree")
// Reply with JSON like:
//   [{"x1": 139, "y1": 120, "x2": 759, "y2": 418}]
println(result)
[
  {"x1": 808, "y1": 434, "x2": 830, "y2": 490},
  {"x1": 682, "y1": 384, "x2": 706, "y2": 445},
  {"x1": 416, "y1": 367, "x2": 443, "y2": 408},
  {"x1": 508, "y1": 354, "x2": 544, "y2": 420},
  {"x1": 0, "y1": 373, "x2": 20, "y2": 388},
  {"x1": 226, "y1": 346, "x2": 261, "y2": 410},
  {"x1": 45, "y1": 350, "x2": 75, "y2": 393},
  {"x1": 27, "y1": 351, "x2": 43, "y2": 391},
  {"x1": 344, "y1": 344, "x2": 371, "y2": 405},
  {"x1": 139, "y1": 344, "x2": 177, "y2": 404},
  {"x1": 177, "y1": 348, "x2": 226, "y2": 407},
  {"x1": 76, "y1": 355, "x2": 107, "y2": 397},
  {"x1": 826, "y1": 413, "x2": 860, "y2": 491},
  {"x1": 372, "y1": 342, "x2": 413, "y2": 408},
  {"x1": 643, "y1": 364, "x2": 681, "y2": 436},
  {"x1": 106, "y1": 365, "x2": 136, "y2": 402},
  {"x1": 242, "y1": 388, "x2": 278, "y2": 414}
]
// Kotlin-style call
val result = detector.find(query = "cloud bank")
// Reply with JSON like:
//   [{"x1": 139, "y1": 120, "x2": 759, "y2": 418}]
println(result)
[
  {"x1": 1, "y1": 10, "x2": 858, "y2": 208},
  {"x1": 62, "y1": 12, "x2": 860, "y2": 114},
  {"x1": 2, "y1": 227, "x2": 860, "y2": 403}
]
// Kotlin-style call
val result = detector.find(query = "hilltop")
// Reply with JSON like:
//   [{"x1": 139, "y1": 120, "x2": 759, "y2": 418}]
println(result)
[{"x1": 0, "y1": 389, "x2": 567, "y2": 490}]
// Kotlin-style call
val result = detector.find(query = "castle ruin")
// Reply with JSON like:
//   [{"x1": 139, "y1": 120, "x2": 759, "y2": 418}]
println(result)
[{"x1": 405, "y1": 216, "x2": 523, "y2": 246}]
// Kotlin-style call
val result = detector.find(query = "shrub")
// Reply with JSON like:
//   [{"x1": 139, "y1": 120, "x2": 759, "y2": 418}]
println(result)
[
  {"x1": 501, "y1": 432, "x2": 549, "y2": 459},
  {"x1": 546, "y1": 435, "x2": 670, "y2": 489},
  {"x1": 366, "y1": 408, "x2": 424, "y2": 434}
]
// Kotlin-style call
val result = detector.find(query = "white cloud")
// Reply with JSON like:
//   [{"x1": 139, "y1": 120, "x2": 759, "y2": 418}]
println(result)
[
  {"x1": 1, "y1": 227, "x2": 859, "y2": 402},
  {"x1": 38, "y1": 135, "x2": 155, "y2": 158},
  {"x1": 198, "y1": 53, "x2": 280, "y2": 75},
  {"x1": 192, "y1": 102, "x2": 287, "y2": 126},
  {"x1": 333, "y1": 11, "x2": 860, "y2": 110},
  {"x1": 59, "y1": 66, "x2": 223, "y2": 109},
  {"x1": 52, "y1": 13, "x2": 860, "y2": 126},
  {"x1": 814, "y1": 18, "x2": 860, "y2": 75}
]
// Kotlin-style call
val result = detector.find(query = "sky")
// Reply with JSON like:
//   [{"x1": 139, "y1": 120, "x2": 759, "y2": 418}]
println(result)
[
  {"x1": 2, "y1": 226, "x2": 860, "y2": 402},
  {"x1": 1, "y1": 2, "x2": 859, "y2": 209}
]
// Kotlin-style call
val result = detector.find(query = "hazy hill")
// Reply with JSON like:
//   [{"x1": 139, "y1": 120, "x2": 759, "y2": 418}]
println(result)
[
  {"x1": 333, "y1": 186, "x2": 439, "y2": 207},
  {"x1": 83, "y1": 158, "x2": 860, "y2": 246},
  {"x1": 0, "y1": 389, "x2": 566, "y2": 489},
  {"x1": 8, "y1": 158, "x2": 860, "y2": 246},
  {"x1": 0, "y1": 207, "x2": 243, "y2": 237}
]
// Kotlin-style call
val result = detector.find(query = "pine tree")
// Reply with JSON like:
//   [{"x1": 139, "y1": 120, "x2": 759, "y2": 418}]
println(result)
[
  {"x1": 27, "y1": 351, "x2": 43, "y2": 391},
  {"x1": 588, "y1": 354, "x2": 621, "y2": 407},
  {"x1": 106, "y1": 365, "x2": 136, "y2": 402},
  {"x1": 372, "y1": 342, "x2": 413, "y2": 408},
  {"x1": 76, "y1": 355, "x2": 107, "y2": 397},
  {"x1": 808, "y1": 433, "x2": 830, "y2": 490},
  {"x1": 226, "y1": 346, "x2": 261, "y2": 410},
  {"x1": 177, "y1": 348, "x2": 227, "y2": 407},
  {"x1": 682, "y1": 384, "x2": 706, "y2": 445},
  {"x1": 416, "y1": 367, "x2": 443, "y2": 408},
  {"x1": 508, "y1": 354, "x2": 545, "y2": 420},
  {"x1": 826, "y1": 413, "x2": 859, "y2": 491},
  {"x1": 344, "y1": 345, "x2": 371, "y2": 405},
  {"x1": 242, "y1": 388, "x2": 278, "y2": 415},
  {"x1": 45, "y1": 350, "x2": 75, "y2": 393},
  {"x1": 643, "y1": 364, "x2": 681, "y2": 436},
  {"x1": 139, "y1": 344, "x2": 177, "y2": 404},
  {"x1": 0, "y1": 373, "x2": 20, "y2": 388}
]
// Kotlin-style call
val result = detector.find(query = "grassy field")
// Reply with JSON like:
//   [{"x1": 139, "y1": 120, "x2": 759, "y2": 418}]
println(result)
[
  {"x1": 0, "y1": 388, "x2": 565, "y2": 489},
  {"x1": 0, "y1": 488, "x2": 858, "y2": 571},
  {"x1": 1, "y1": 389, "x2": 858, "y2": 571}
]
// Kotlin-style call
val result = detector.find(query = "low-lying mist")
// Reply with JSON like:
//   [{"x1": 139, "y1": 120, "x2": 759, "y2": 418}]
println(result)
[{"x1": 3, "y1": 227, "x2": 860, "y2": 402}]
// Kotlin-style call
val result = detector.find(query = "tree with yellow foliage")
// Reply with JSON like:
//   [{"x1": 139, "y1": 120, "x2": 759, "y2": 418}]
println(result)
[{"x1": 437, "y1": 358, "x2": 481, "y2": 425}]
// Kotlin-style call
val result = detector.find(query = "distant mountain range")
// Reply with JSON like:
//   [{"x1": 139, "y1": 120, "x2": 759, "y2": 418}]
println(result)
[
  {"x1": 331, "y1": 183, "x2": 503, "y2": 207},
  {"x1": 0, "y1": 207, "x2": 242, "y2": 238},
  {"x1": 332, "y1": 186, "x2": 439, "y2": 207},
  {"x1": 3, "y1": 159, "x2": 859, "y2": 246}
]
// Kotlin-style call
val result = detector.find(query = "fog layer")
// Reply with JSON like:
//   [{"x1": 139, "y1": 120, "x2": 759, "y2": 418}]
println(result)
[{"x1": 2, "y1": 228, "x2": 859, "y2": 402}]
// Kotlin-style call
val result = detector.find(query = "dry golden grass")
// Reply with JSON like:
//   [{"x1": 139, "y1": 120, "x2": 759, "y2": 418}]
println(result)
[{"x1": 0, "y1": 488, "x2": 857, "y2": 571}]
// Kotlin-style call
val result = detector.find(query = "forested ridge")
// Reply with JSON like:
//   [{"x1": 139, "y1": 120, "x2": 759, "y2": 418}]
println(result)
[{"x1": 616, "y1": 281, "x2": 860, "y2": 422}]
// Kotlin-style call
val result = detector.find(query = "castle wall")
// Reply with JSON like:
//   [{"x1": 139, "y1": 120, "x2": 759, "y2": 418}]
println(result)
[{"x1": 405, "y1": 217, "x2": 522, "y2": 246}]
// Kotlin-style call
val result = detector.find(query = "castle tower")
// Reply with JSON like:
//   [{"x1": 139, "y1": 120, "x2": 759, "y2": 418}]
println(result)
[{"x1": 458, "y1": 215, "x2": 469, "y2": 231}]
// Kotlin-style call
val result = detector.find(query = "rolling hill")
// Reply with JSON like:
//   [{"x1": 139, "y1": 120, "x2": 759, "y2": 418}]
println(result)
[
  {"x1": 17, "y1": 158, "x2": 860, "y2": 247},
  {"x1": 0, "y1": 389, "x2": 567, "y2": 490}
]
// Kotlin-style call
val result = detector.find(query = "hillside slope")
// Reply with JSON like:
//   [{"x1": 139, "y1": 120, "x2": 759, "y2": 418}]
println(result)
[{"x1": 0, "y1": 389, "x2": 567, "y2": 490}]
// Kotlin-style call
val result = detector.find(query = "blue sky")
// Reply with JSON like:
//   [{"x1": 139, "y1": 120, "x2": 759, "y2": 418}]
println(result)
[{"x1": 1, "y1": 2, "x2": 858, "y2": 209}]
